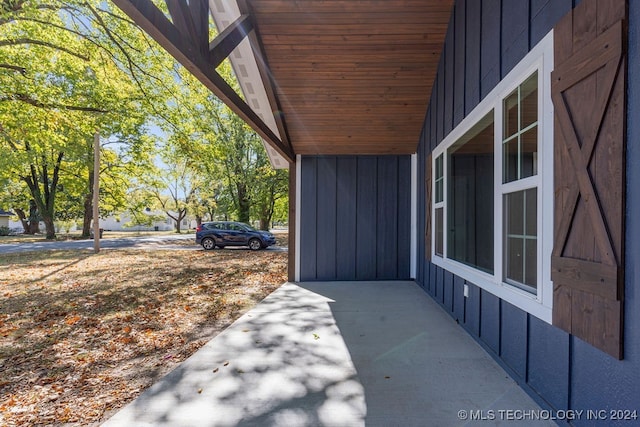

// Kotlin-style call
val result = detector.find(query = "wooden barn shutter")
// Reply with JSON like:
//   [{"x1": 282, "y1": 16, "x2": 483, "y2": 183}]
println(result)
[
  {"x1": 425, "y1": 153, "x2": 433, "y2": 261},
  {"x1": 551, "y1": 0, "x2": 627, "y2": 359}
]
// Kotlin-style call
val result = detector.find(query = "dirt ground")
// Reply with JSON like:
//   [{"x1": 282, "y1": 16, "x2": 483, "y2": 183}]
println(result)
[{"x1": 0, "y1": 239, "x2": 288, "y2": 426}]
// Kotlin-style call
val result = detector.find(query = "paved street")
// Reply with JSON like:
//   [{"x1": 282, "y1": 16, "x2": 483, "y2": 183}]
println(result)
[
  {"x1": 0, "y1": 234, "x2": 288, "y2": 255},
  {"x1": 0, "y1": 234, "x2": 195, "y2": 255}
]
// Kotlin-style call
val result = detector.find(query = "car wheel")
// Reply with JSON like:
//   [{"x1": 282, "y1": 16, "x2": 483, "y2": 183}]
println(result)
[
  {"x1": 248, "y1": 238, "x2": 261, "y2": 251},
  {"x1": 201, "y1": 237, "x2": 216, "y2": 250}
]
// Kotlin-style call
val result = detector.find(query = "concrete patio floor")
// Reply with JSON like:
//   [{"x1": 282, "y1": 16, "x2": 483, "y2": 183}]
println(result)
[{"x1": 102, "y1": 281, "x2": 555, "y2": 427}]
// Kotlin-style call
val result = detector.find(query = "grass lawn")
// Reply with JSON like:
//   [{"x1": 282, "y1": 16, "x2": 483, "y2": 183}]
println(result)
[{"x1": 0, "y1": 242, "x2": 287, "y2": 425}]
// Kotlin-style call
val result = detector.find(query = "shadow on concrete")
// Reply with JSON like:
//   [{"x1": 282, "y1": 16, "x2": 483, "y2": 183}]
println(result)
[{"x1": 102, "y1": 282, "x2": 553, "y2": 427}]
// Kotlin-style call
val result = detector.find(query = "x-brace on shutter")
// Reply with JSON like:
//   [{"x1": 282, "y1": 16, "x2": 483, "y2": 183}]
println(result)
[{"x1": 551, "y1": 0, "x2": 627, "y2": 359}]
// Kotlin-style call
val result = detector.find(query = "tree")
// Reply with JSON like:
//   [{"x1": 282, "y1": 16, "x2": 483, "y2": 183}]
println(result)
[
  {"x1": 123, "y1": 186, "x2": 165, "y2": 230},
  {"x1": 0, "y1": 174, "x2": 31, "y2": 233},
  {"x1": 151, "y1": 148, "x2": 198, "y2": 233},
  {"x1": 157, "y1": 64, "x2": 289, "y2": 228},
  {"x1": 0, "y1": 0, "x2": 177, "y2": 239},
  {"x1": 252, "y1": 166, "x2": 288, "y2": 230}
]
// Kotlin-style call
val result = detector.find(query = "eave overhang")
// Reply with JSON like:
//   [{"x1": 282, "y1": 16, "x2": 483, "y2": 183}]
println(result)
[{"x1": 112, "y1": 0, "x2": 453, "y2": 163}]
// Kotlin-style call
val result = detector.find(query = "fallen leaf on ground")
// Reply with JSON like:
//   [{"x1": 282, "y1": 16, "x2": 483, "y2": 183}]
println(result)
[{"x1": 0, "y1": 242, "x2": 287, "y2": 426}]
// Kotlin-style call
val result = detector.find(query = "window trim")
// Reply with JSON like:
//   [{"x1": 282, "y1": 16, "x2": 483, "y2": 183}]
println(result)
[{"x1": 430, "y1": 31, "x2": 554, "y2": 323}]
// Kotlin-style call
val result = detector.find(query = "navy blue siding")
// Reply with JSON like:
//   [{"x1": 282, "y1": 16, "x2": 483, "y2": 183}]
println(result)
[
  {"x1": 528, "y1": 316, "x2": 570, "y2": 410},
  {"x1": 355, "y1": 157, "x2": 377, "y2": 280},
  {"x1": 443, "y1": 270, "x2": 454, "y2": 313},
  {"x1": 417, "y1": 131, "x2": 426, "y2": 285},
  {"x1": 453, "y1": 0, "x2": 466, "y2": 127},
  {"x1": 428, "y1": 261, "x2": 436, "y2": 296},
  {"x1": 417, "y1": 0, "x2": 640, "y2": 422},
  {"x1": 336, "y1": 157, "x2": 357, "y2": 280},
  {"x1": 300, "y1": 157, "x2": 317, "y2": 281},
  {"x1": 316, "y1": 157, "x2": 337, "y2": 280},
  {"x1": 500, "y1": 302, "x2": 528, "y2": 379},
  {"x1": 444, "y1": 13, "x2": 455, "y2": 137},
  {"x1": 530, "y1": 0, "x2": 572, "y2": 46},
  {"x1": 376, "y1": 157, "x2": 398, "y2": 279},
  {"x1": 397, "y1": 156, "x2": 412, "y2": 277},
  {"x1": 465, "y1": 0, "x2": 481, "y2": 115},
  {"x1": 464, "y1": 282, "x2": 481, "y2": 337},
  {"x1": 436, "y1": 266, "x2": 444, "y2": 304},
  {"x1": 436, "y1": 59, "x2": 445, "y2": 144},
  {"x1": 501, "y1": 0, "x2": 529, "y2": 77},
  {"x1": 453, "y1": 275, "x2": 465, "y2": 323},
  {"x1": 300, "y1": 155, "x2": 411, "y2": 282},
  {"x1": 480, "y1": 0, "x2": 501, "y2": 100},
  {"x1": 430, "y1": 90, "x2": 438, "y2": 153},
  {"x1": 480, "y1": 290, "x2": 500, "y2": 354}
]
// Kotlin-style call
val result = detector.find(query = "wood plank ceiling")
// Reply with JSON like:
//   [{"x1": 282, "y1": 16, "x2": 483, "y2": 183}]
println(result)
[{"x1": 240, "y1": 0, "x2": 454, "y2": 155}]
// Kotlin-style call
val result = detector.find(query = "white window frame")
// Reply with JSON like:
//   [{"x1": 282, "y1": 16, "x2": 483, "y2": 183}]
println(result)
[
  {"x1": 433, "y1": 154, "x2": 445, "y2": 257},
  {"x1": 431, "y1": 31, "x2": 554, "y2": 323}
]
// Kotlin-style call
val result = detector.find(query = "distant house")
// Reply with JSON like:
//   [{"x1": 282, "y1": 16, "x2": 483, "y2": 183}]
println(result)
[
  {"x1": 99, "y1": 211, "x2": 190, "y2": 232},
  {"x1": 0, "y1": 209, "x2": 12, "y2": 228}
]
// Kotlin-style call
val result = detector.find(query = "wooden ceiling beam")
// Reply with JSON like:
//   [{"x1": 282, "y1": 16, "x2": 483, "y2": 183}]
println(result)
[
  {"x1": 208, "y1": 14, "x2": 253, "y2": 68},
  {"x1": 237, "y1": 0, "x2": 294, "y2": 158},
  {"x1": 189, "y1": 0, "x2": 209, "y2": 53},
  {"x1": 111, "y1": 0, "x2": 294, "y2": 163}
]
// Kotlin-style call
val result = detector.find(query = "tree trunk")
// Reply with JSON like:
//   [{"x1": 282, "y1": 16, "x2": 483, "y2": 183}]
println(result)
[
  {"x1": 195, "y1": 215, "x2": 202, "y2": 227},
  {"x1": 82, "y1": 193, "x2": 92, "y2": 237},
  {"x1": 43, "y1": 216, "x2": 56, "y2": 239},
  {"x1": 14, "y1": 208, "x2": 29, "y2": 233},
  {"x1": 259, "y1": 188, "x2": 276, "y2": 230},
  {"x1": 82, "y1": 170, "x2": 94, "y2": 237},
  {"x1": 237, "y1": 183, "x2": 250, "y2": 223},
  {"x1": 28, "y1": 200, "x2": 40, "y2": 234}
]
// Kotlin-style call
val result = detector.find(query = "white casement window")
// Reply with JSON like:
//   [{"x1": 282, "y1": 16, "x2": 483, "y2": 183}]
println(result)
[{"x1": 431, "y1": 31, "x2": 554, "y2": 322}]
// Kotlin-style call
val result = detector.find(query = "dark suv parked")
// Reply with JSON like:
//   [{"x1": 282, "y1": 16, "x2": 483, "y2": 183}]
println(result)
[{"x1": 195, "y1": 221, "x2": 276, "y2": 251}]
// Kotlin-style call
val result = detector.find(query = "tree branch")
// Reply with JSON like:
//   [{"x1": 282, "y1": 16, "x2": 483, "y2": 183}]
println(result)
[
  {"x1": 0, "y1": 38, "x2": 89, "y2": 61},
  {"x1": 1, "y1": 93, "x2": 109, "y2": 112},
  {"x1": 0, "y1": 122, "x2": 20, "y2": 150},
  {"x1": 0, "y1": 63, "x2": 26, "y2": 74}
]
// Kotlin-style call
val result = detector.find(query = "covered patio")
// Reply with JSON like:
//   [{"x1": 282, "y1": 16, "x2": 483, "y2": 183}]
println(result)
[
  {"x1": 102, "y1": 0, "x2": 640, "y2": 424},
  {"x1": 103, "y1": 281, "x2": 552, "y2": 426}
]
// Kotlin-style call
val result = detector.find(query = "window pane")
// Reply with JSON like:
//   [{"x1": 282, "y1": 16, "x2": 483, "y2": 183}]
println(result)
[
  {"x1": 435, "y1": 207, "x2": 444, "y2": 256},
  {"x1": 506, "y1": 189, "x2": 524, "y2": 235},
  {"x1": 503, "y1": 136, "x2": 519, "y2": 183},
  {"x1": 504, "y1": 89, "x2": 519, "y2": 139},
  {"x1": 524, "y1": 239, "x2": 537, "y2": 287},
  {"x1": 521, "y1": 127, "x2": 538, "y2": 179},
  {"x1": 435, "y1": 180, "x2": 443, "y2": 204},
  {"x1": 506, "y1": 237, "x2": 524, "y2": 284},
  {"x1": 502, "y1": 72, "x2": 538, "y2": 183},
  {"x1": 525, "y1": 188, "x2": 537, "y2": 236},
  {"x1": 504, "y1": 189, "x2": 537, "y2": 293},
  {"x1": 435, "y1": 155, "x2": 444, "y2": 203},
  {"x1": 520, "y1": 72, "x2": 538, "y2": 129},
  {"x1": 447, "y1": 112, "x2": 494, "y2": 273}
]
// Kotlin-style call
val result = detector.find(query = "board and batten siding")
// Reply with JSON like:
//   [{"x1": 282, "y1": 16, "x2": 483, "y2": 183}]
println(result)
[
  {"x1": 299, "y1": 155, "x2": 411, "y2": 282},
  {"x1": 417, "y1": 0, "x2": 640, "y2": 421}
]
